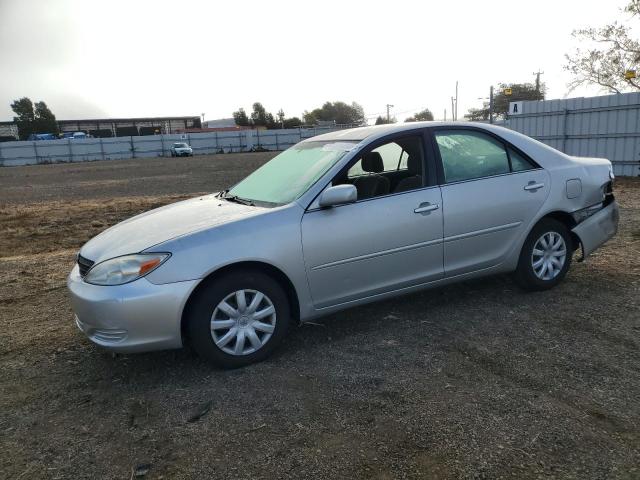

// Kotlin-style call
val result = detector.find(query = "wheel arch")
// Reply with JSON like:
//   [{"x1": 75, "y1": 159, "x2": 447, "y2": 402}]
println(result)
[
  {"x1": 180, "y1": 260, "x2": 301, "y2": 345},
  {"x1": 538, "y1": 210, "x2": 580, "y2": 251}
]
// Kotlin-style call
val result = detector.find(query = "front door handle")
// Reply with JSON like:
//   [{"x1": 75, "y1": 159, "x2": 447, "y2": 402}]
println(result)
[
  {"x1": 524, "y1": 181, "x2": 544, "y2": 191},
  {"x1": 414, "y1": 203, "x2": 439, "y2": 214}
]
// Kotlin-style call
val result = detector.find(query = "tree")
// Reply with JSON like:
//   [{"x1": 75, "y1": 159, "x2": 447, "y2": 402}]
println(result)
[
  {"x1": 11, "y1": 97, "x2": 35, "y2": 140},
  {"x1": 34, "y1": 101, "x2": 58, "y2": 134},
  {"x1": 265, "y1": 112, "x2": 277, "y2": 129},
  {"x1": 250, "y1": 102, "x2": 268, "y2": 126},
  {"x1": 248, "y1": 102, "x2": 278, "y2": 128},
  {"x1": 375, "y1": 115, "x2": 396, "y2": 125},
  {"x1": 282, "y1": 117, "x2": 302, "y2": 129},
  {"x1": 465, "y1": 107, "x2": 490, "y2": 122},
  {"x1": 349, "y1": 102, "x2": 366, "y2": 125},
  {"x1": 302, "y1": 111, "x2": 315, "y2": 125},
  {"x1": 303, "y1": 101, "x2": 365, "y2": 125},
  {"x1": 234, "y1": 104, "x2": 291, "y2": 129},
  {"x1": 405, "y1": 108, "x2": 434, "y2": 122},
  {"x1": 11, "y1": 97, "x2": 58, "y2": 139},
  {"x1": 233, "y1": 108, "x2": 250, "y2": 126},
  {"x1": 565, "y1": 1, "x2": 640, "y2": 93},
  {"x1": 464, "y1": 83, "x2": 545, "y2": 121}
]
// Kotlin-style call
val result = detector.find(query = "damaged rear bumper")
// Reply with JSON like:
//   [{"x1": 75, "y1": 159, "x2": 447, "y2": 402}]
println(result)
[{"x1": 572, "y1": 200, "x2": 619, "y2": 259}]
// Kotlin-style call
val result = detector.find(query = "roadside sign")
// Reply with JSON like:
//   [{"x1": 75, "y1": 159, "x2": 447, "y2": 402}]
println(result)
[
  {"x1": 508, "y1": 101, "x2": 523, "y2": 115},
  {"x1": 504, "y1": 88, "x2": 513, "y2": 96}
]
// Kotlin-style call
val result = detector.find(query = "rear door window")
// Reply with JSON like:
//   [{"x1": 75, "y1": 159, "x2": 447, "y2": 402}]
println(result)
[
  {"x1": 434, "y1": 130, "x2": 510, "y2": 183},
  {"x1": 508, "y1": 147, "x2": 535, "y2": 172}
]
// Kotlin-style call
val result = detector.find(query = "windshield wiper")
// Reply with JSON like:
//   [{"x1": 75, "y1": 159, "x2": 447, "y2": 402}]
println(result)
[{"x1": 221, "y1": 193, "x2": 254, "y2": 206}]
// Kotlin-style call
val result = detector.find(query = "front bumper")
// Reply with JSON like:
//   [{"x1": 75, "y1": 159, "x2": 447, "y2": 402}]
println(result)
[
  {"x1": 67, "y1": 265, "x2": 198, "y2": 353},
  {"x1": 572, "y1": 200, "x2": 619, "y2": 259}
]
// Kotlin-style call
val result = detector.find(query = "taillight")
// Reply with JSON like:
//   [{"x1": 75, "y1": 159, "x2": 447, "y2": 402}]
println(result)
[{"x1": 603, "y1": 181, "x2": 614, "y2": 204}]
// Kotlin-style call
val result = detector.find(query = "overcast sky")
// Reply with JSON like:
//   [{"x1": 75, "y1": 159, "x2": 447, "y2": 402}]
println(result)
[{"x1": 0, "y1": 0, "x2": 628, "y2": 123}]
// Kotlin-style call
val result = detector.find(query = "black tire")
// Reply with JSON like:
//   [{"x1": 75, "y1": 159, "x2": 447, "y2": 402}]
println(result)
[
  {"x1": 187, "y1": 270, "x2": 291, "y2": 368},
  {"x1": 514, "y1": 218, "x2": 573, "y2": 291}
]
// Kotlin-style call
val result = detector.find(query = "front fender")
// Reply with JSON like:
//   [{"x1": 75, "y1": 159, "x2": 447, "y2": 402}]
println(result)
[{"x1": 142, "y1": 203, "x2": 317, "y2": 321}]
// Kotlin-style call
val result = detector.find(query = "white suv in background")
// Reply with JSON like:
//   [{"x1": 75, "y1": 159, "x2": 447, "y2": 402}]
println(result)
[{"x1": 170, "y1": 142, "x2": 193, "y2": 157}]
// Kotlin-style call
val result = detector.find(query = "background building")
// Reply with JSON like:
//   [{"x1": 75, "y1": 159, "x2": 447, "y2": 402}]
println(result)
[
  {"x1": 203, "y1": 118, "x2": 237, "y2": 129},
  {"x1": 57, "y1": 116, "x2": 201, "y2": 137},
  {"x1": 0, "y1": 116, "x2": 202, "y2": 140},
  {"x1": 0, "y1": 121, "x2": 19, "y2": 141}
]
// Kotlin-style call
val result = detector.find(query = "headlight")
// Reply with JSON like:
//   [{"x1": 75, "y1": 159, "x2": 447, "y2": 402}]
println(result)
[{"x1": 84, "y1": 253, "x2": 170, "y2": 286}]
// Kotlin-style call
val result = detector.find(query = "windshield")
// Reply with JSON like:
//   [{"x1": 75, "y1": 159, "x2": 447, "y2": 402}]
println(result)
[
  {"x1": 174, "y1": 143, "x2": 188, "y2": 148},
  {"x1": 227, "y1": 141, "x2": 356, "y2": 205}
]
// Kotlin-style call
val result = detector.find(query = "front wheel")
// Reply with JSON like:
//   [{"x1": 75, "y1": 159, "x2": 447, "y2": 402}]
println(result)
[
  {"x1": 187, "y1": 270, "x2": 291, "y2": 368},
  {"x1": 514, "y1": 218, "x2": 573, "y2": 291}
]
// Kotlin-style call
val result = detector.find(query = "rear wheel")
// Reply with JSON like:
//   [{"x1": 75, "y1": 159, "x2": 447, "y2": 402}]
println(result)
[
  {"x1": 187, "y1": 270, "x2": 291, "y2": 368},
  {"x1": 514, "y1": 218, "x2": 573, "y2": 291}
]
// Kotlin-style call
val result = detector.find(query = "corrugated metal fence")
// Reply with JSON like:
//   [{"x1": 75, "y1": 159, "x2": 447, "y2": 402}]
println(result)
[
  {"x1": 506, "y1": 92, "x2": 640, "y2": 176},
  {"x1": 0, "y1": 126, "x2": 349, "y2": 167}
]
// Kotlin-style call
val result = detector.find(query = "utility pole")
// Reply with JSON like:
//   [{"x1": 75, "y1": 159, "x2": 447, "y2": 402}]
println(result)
[
  {"x1": 455, "y1": 81, "x2": 459, "y2": 121},
  {"x1": 533, "y1": 70, "x2": 544, "y2": 95},
  {"x1": 451, "y1": 97, "x2": 455, "y2": 122},
  {"x1": 386, "y1": 104, "x2": 394, "y2": 122},
  {"x1": 444, "y1": 109, "x2": 447, "y2": 121},
  {"x1": 489, "y1": 85, "x2": 494, "y2": 124}
]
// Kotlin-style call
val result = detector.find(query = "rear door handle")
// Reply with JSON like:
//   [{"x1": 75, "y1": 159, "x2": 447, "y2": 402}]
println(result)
[
  {"x1": 414, "y1": 203, "x2": 439, "y2": 214},
  {"x1": 524, "y1": 182, "x2": 544, "y2": 191}
]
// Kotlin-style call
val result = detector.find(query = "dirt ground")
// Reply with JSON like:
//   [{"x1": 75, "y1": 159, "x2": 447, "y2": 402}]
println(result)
[{"x1": 1, "y1": 154, "x2": 639, "y2": 479}]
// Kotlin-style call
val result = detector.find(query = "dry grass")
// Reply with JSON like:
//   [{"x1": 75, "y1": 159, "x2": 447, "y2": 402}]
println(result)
[{"x1": 0, "y1": 195, "x2": 200, "y2": 258}]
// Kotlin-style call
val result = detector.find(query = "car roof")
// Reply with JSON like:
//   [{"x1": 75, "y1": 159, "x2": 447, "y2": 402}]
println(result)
[
  {"x1": 305, "y1": 121, "x2": 513, "y2": 142},
  {"x1": 304, "y1": 121, "x2": 572, "y2": 169}
]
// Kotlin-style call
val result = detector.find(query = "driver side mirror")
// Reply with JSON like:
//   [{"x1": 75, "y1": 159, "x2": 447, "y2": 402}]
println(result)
[{"x1": 318, "y1": 184, "x2": 357, "y2": 208}]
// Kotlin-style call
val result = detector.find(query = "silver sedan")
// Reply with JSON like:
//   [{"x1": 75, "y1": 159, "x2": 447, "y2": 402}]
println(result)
[{"x1": 68, "y1": 122, "x2": 619, "y2": 367}]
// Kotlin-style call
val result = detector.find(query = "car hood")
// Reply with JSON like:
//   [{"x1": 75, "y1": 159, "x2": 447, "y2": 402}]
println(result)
[{"x1": 80, "y1": 194, "x2": 263, "y2": 263}]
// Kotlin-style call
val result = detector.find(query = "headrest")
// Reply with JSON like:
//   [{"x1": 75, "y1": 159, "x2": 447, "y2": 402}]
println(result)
[
  {"x1": 406, "y1": 155, "x2": 421, "y2": 175},
  {"x1": 362, "y1": 152, "x2": 384, "y2": 173}
]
